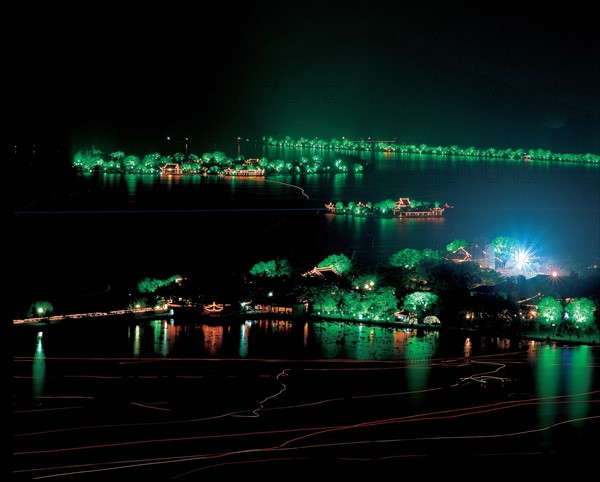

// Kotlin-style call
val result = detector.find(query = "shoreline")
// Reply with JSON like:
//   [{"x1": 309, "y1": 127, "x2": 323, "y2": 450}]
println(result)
[{"x1": 15, "y1": 307, "x2": 598, "y2": 348}]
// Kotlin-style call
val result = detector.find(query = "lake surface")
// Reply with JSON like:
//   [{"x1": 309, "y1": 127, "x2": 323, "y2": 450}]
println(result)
[
  {"x1": 11, "y1": 317, "x2": 600, "y2": 479},
  {"x1": 10, "y1": 145, "x2": 600, "y2": 478},
  {"x1": 12, "y1": 143, "x2": 600, "y2": 306}
]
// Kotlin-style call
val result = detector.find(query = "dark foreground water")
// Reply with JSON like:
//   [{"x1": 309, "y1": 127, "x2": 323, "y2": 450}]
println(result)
[{"x1": 11, "y1": 316, "x2": 600, "y2": 479}]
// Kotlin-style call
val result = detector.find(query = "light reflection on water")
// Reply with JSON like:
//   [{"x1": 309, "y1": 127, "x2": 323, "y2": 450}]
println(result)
[
  {"x1": 22, "y1": 320, "x2": 598, "y2": 452},
  {"x1": 32, "y1": 331, "x2": 45, "y2": 399},
  {"x1": 529, "y1": 341, "x2": 594, "y2": 448},
  {"x1": 123, "y1": 319, "x2": 493, "y2": 361}
]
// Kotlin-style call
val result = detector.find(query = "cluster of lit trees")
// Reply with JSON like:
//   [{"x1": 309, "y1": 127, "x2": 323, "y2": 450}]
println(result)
[
  {"x1": 244, "y1": 247, "x2": 597, "y2": 336},
  {"x1": 71, "y1": 134, "x2": 599, "y2": 175},
  {"x1": 25, "y1": 246, "x2": 597, "y2": 338},
  {"x1": 444, "y1": 235, "x2": 541, "y2": 270},
  {"x1": 263, "y1": 135, "x2": 600, "y2": 164},
  {"x1": 72, "y1": 148, "x2": 365, "y2": 175},
  {"x1": 245, "y1": 251, "x2": 453, "y2": 323},
  {"x1": 536, "y1": 296, "x2": 597, "y2": 337},
  {"x1": 328, "y1": 199, "x2": 444, "y2": 217}
]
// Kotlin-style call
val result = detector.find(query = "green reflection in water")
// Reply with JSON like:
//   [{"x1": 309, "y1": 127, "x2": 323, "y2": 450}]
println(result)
[
  {"x1": 535, "y1": 344, "x2": 561, "y2": 446},
  {"x1": 239, "y1": 322, "x2": 251, "y2": 358},
  {"x1": 32, "y1": 332, "x2": 46, "y2": 399},
  {"x1": 404, "y1": 331, "x2": 438, "y2": 404},
  {"x1": 151, "y1": 319, "x2": 176, "y2": 356},
  {"x1": 124, "y1": 174, "x2": 138, "y2": 201},
  {"x1": 312, "y1": 322, "x2": 431, "y2": 361},
  {"x1": 129, "y1": 324, "x2": 141, "y2": 357},
  {"x1": 331, "y1": 173, "x2": 348, "y2": 200},
  {"x1": 566, "y1": 346, "x2": 592, "y2": 427},
  {"x1": 100, "y1": 173, "x2": 120, "y2": 189}
]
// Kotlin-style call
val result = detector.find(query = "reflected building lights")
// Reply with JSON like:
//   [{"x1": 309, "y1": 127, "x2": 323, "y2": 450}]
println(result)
[
  {"x1": 202, "y1": 324, "x2": 224, "y2": 356},
  {"x1": 464, "y1": 337, "x2": 472, "y2": 359},
  {"x1": 303, "y1": 322, "x2": 309, "y2": 349}
]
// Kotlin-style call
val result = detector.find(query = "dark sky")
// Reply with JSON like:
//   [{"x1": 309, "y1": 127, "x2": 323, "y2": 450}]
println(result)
[{"x1": 9, "y1": 1, "x2": 599, "y2": 156}]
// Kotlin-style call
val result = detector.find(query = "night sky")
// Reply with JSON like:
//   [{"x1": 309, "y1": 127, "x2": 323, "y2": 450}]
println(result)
[{"x1": 8, "y1": 1, "x2": 599, "y2": 156}]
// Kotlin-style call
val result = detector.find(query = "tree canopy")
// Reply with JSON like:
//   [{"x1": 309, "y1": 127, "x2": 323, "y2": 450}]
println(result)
[
  {"x1": 389, "y1": 248, "x2": 422, "y2": 269},
  {"x1": 318, "y1": 253, "x2": 352, "y2": 274},
  {"x1": 249, "y1": 259, "x2": 292, "y2": 278},
  {"x1": 403, "y1": 291, "x2": 439, "y2": 319},
  {"x1": 564, "y1": 297, "x2": 596, "y2": 329},
  {"x1": 138, "y1": 274, "x2": 183, "y2": 293}
]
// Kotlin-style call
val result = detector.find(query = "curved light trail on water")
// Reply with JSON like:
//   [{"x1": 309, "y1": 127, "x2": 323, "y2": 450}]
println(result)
[
  {"x1": 12, "y1": 353, "x2": 600, "y2": 479},
  {"x1": 264, "y1": 180, "x2": 310, "y2": 199}
]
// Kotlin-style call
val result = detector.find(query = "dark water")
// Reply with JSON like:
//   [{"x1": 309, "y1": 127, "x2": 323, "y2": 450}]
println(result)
[
  {"x1": 12, "y1": 145, "x2": 600, "y2": 304},
  {"x1": 12, "y1": 317, "x2": 600, "y2": 479},
  {"x1": 11, "y1": 315, "x2": 597, "y2": 361},
  {"x1": 13, "y1": 316, "x2": 600, "y2": 414}
]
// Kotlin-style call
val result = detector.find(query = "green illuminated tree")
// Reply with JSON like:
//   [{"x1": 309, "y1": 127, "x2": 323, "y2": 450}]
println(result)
[
  {"x1": 536, "y1": 296, "x2": 563, "y2": 329},
  {"x1": 137, "y1": 274, "x2": 183, "y2": 293},
  {"x1": 142, "y1": 153, "x2": 161, "y2": 171},
  {"x1": 373, "y1": 198, "x2": 397, "y2": 215},
  {"x1": 446, "y1": 238, "x2": 469, "y2": 254},
  {"x1": 313, "y1": 289, "x2": 341, "y2": 315},
  {"x1": 249, "y1": 260, "x2": 277, "y2": 277},
  {"x1": 73, "y1": 148, "x2": 104, "y2": 171},
  {"x1": 363, "y1": 287, "x2": 398, "y2": 320},
  {"x1": 389, "y1": 249, "x2": 422, "y2": 269},
  {"x1": 403, "y1": 291, "x2": 439, "y2": 321},
  {"x1": 338, "y1": 290, "x2": 362, "y2": 317},
  {"x1": 249, "y1": 259, "x2": 292, "y2": 278},
  {"x1": 489, "y1": 236, "x2": 518, "y2": 267},
  {"x1": 421, "y1": 248, "x2": 442, "y2": 261},
  {"x1": 318, "y1": 253, "x2": 352, "y2": 275},
  {"x1": 446, "y1": 238, "x2": 472, "y2": 261},
  {"x1": 28, "y1": 301, "x2": 54, "y2": 318},
  {"x1": 123, "y1": 155, "x2": 141, "y2": 172},
  {"x1": 109, "y1": 151, "x2": 125, "y2": 170},
  {"x1": 564, "y1": 297, "x2": 596, "y2": 333}
]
